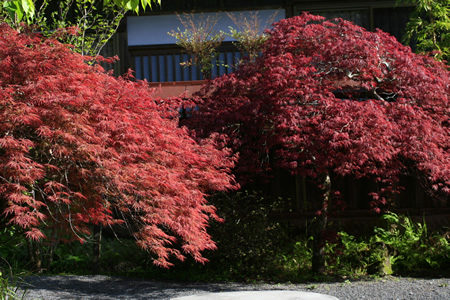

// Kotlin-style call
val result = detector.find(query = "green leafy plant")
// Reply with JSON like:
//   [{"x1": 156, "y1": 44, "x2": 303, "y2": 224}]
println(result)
[
  {"x1": 277, "y1": 238, "x2": 313, "y2": 281},
  {"x1": 1, "y1": 0, "x2": 159, "y2": 24},
  {"x1": 307, "y1": 213, "x2": 450, "y2": 277},
  {"x1": 49, "y1": 242, "x2": 90, "y2": 274},
  {"x1": 0, "y1": 272, "x2": 19, "y2": 300},
  {"x1": 0, "y1": 227, "x2": 28, "y2": 272},
  {"x1": 0, "y1": 258, "x2": 27, "y2": 300},
  {"x1": 324, "y1": 231, "x2": 385, "y2": 276},
  {"x1": 168, "y1": 12, "x2": 225, "y2": 79},
  {"x1": 374, "y1": 212, "x2": 450, "y2": 273},
  {"x1": 397, "y1": 0, "x2": 449, "y2": 62},
  {"x1": 1, "y1": 0, "x2": 161, "y2": 58}
]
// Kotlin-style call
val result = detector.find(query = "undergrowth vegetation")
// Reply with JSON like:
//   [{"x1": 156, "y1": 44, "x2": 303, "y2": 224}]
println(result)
[
  {"x1": 0, "y1": 257, "x2": 28, "y2": 299},
  {"x1": 1, "y1": 191, "x2": 448, "y2": 284}
]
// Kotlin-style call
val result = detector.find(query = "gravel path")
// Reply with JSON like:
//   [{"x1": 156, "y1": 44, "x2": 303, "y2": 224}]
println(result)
[{"x1": 20, "y1": 275, "x2": 450, "y2": 300}]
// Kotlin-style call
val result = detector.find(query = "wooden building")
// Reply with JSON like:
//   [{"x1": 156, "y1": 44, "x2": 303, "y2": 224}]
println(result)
[
  {"x1": 103, "y1": 1, "x2": 449, "y2": 227},
  {"x1": 105, "y1": 1, "x2": 415, "y2": 95}
]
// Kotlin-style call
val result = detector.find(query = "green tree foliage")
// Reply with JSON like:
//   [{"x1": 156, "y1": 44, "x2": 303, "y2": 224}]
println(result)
[
  {"x1": 1, "y1": 0, "x2": 161, "y2": 57},
  {"x1": 2, "y1": 0, "x2": 159, "y2": 22},
  {"x1": 1, "y1": 0, "x2": 35, "y2": 23},
  {"x1": 398, "y1": 0, "x2": 449, "y2": 62}
]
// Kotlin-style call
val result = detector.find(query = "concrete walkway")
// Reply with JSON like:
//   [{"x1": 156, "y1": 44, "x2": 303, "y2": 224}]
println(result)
[{"x1": 172, "y1": 290, "x2": 339, "y2": 300}]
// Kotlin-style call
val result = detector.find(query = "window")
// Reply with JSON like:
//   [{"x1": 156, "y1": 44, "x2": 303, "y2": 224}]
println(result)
[
  {"x1": 309, "y1": 8, "x2": 370, "y2": 28},
  {"x1": 127, "y1": 9, "x2": 285, "y2": 82},
  {"x1": 294, "y1": 2, "x2": 414, "y2": 41}
]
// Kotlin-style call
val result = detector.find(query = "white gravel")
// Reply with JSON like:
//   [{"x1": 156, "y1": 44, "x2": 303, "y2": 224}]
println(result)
[{"x1": 20, "y1": 275, "x2": 450, "y2": 300}]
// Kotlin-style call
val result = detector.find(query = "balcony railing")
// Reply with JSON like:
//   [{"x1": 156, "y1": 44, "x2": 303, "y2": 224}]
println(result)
[{"x1": 129, "y1": 42, "x2": 242, "y2": 82}]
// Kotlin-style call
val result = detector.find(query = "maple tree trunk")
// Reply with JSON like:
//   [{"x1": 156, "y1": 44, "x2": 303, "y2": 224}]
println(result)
[
  {"x1": 311, "y1": 172, "x2": 331, "y2": 274},
  {"x1": 27, "y1": 188, "x2": 43, "y2": 272},
  {"x1": 27, "y1": 240, "x2": 42, "y2": 273},
  {"x1": 44, "y1": 227, "x2": 59, "y2": 272},
  {"x1": 44, "y1": 243, "x2": 56, "y2": 271},
  {"x1": 92, "y1": 224, "x2": 102, "y2": 273}
]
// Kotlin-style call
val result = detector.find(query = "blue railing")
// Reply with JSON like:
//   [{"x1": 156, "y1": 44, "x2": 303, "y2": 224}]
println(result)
[{"x1": 130, "y1": 44, "x2": 242, "y2": 82}]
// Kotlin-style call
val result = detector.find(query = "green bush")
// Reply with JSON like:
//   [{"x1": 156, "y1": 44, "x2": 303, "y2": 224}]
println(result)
[
  {"x1": 315, "y1": 212, "x2": 450, "y2": 278},
  {"x1": 276, "y1": 212, "x2": 450, "y2": 279},
  {"x1": 276, "y1": 238, "x2": 313, "y2": 282},
  {"x1": 49, "y1": 236, "x2": 152, "y2": 276},
  {"x1": 50, "y1": 242, "x2": 91, "y2": 274},
  {"x1": 324, "y1": 231, "x2": 386, "y2": 276},
  {"x1": 374, "y1": 212, "x2": 450, "y2": 274},
  {"x1": 203, "y1": 190, "x2": 291, "y2": 281},
  {"x1": 0, "y1": 227, "x2": 28, "y2": 271}
]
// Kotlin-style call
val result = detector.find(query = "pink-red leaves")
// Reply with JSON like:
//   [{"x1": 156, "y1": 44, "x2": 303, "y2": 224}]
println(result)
[
  {"x1": 187, "y1": 13, "x2": 449, "y2": 209},
  {"x1": 0, "y1": 24, "x2": 236, "y2": 266}
]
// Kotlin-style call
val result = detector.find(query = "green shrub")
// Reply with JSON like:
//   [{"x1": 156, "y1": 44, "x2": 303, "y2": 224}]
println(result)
[
  {"x1": 136, "y1": 210, "x2": 449, "y2": 281},
  {"x1": 0, "y1": 227, "x2": 28, "y2": 271},
  {"x1": 49, "y1": 236, "x2": 151, "y2": 276},
  {"x1": 303, "y1": 212, "x2": 450, "y2": 278},
  {"x1": 374, "y1": 212, "x2": 450, "y2": 273},
  {"x1": 276, "y1": 238, "x2": 313, "y2": 282},
  {"x1": 324, "y1": 231, "x2": 386, "y2": 276},
  {"x1": 204, "y1": 190, "x2": 291, "y2": 281},
  {"x1": 50, "y1": 242, "x2": 90, "y2": 274}
]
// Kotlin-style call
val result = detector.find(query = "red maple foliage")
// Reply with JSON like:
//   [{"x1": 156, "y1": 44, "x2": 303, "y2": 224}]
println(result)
[
  {"x1": 186, "y1": 13, "x2": 449, "y2": 273},
  {"x1": 0, "y1": 24, "x2": 236, "y2": 267},
  {"x1": 187, "y1": 12, "x2": 449, "y2": 213}
]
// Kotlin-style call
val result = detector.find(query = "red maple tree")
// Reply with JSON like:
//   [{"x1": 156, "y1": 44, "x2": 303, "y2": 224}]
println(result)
[
  {"x1": 0, "y1": 24, "x2": 236, "y2": 268},
  {"x1": 186, "y1": 13, "x2": 449, "y2": 272}
]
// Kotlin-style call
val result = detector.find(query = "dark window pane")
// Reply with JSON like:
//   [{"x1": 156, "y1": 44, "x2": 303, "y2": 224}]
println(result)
[
  {"x1": 373, "y1": 7, "x2": 414, "y2": 41},
  {"x1": 308, "y1": 9, "x2": 370, "y2": 29}
]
